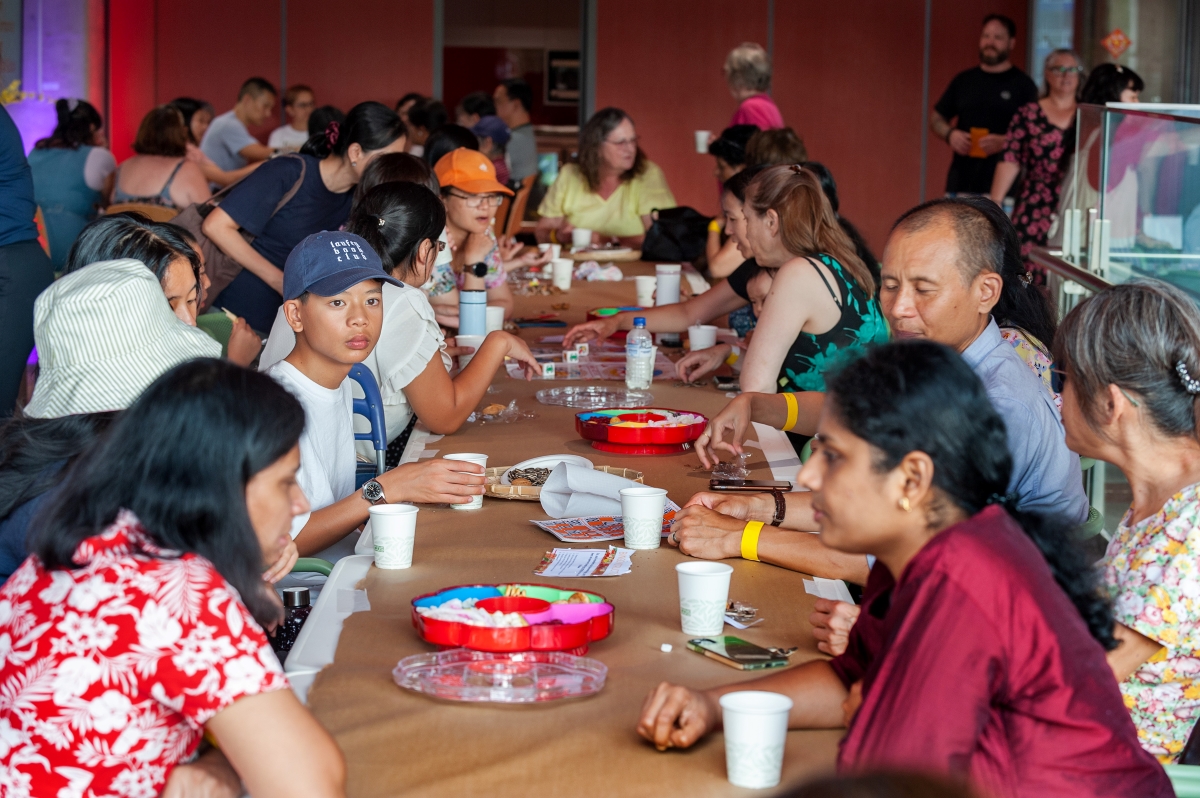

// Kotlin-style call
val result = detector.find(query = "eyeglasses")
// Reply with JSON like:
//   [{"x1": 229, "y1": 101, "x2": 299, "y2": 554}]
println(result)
[
  {"x1": 447, "y1": 191, "x2": 505, "y2": 208},
  {"x1": 1047, "y1": 65, "x2": 1083, "y2": 75},
  {"x1": 1049, "y1": 367, "x2": 1141, "y2": 407},
  {"x1": 604, "y1": 136, "x2": 639, "y2": 149}
]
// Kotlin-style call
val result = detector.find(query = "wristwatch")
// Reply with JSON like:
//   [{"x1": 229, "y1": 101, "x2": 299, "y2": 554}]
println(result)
[
  {"x1": 769, "y1": 490, "x2": 786, "y2": 526},
  {"x1": 469, "y1": 262, "x2": 488, "y2": 278},
  {"x1": 362, "y1": 479, "x2": 386, "y2": 505}
]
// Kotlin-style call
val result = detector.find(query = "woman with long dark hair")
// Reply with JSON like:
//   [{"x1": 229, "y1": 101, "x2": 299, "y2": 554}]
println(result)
[
  {"x1": 169, "y1": 96, "x2": 260, "y2": 188},
  {"x1": 27, "y1": 98, "x2": 116, "y2": 267},
  {"x1": 535, "y1": 107, "x2": 676, "y2": 248},
  {"x1": 637, "y1": 340, "x2": 1171, "y2": 797},
  {"x1": 0, "y1": 359, "x2": 345, "y2": 797},
  {"x1": 198, "y1": 101, "x2": 408, "y2": 331}
]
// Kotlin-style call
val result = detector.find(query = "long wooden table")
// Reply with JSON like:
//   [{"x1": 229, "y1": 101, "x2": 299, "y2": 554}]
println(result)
[{"x1": 304, "y1": 263, "x2": 842, "y2": 796}]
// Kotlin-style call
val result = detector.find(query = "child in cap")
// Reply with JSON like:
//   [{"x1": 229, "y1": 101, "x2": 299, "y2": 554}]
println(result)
[{"x1": 265, "y1": 231, "x2": 486, "y2": 565}]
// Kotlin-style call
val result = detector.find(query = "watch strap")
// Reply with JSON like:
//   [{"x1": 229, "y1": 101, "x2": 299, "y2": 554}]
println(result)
[{"x1": 770, "y1": 490, "x2": 786, "y2": 526}]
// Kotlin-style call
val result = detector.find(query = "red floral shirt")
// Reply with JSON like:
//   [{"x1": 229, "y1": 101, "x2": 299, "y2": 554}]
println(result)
[{"x1": 0, "y1": 510, "x2": 287, "y2": 798}]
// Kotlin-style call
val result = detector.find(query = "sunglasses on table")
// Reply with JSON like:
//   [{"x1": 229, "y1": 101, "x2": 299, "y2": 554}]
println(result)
[{"x1": 446, "y1": 191, "x2": 505, "y2": 208}]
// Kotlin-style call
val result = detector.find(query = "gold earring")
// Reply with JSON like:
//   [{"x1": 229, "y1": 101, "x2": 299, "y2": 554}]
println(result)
[{"x1": 899, "y1": 497, "x2": 911, "y2": 513}]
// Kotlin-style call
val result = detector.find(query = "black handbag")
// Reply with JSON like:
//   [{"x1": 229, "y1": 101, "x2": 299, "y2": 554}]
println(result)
[{"x1": 640, "y1": 206, "x2": 712, "y2": 262}]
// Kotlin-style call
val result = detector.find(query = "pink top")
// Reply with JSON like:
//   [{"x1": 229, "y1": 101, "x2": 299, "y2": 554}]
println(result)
[{"x1": 730, "y1": 94, "x2": 783, "y2": 130}]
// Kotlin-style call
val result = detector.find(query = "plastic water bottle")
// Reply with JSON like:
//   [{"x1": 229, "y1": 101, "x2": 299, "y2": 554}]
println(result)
[{"x1": 625, "y1": 318, "x2": 654, "y2": 390}]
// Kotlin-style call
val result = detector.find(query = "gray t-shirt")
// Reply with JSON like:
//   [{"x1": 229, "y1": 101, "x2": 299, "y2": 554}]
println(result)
[
  {"x1": 506, "y1": 124, "x2": 538, "y2": 182},
  {"x1": 201, "y1": 110, "x2": 258, "y2": 171}
]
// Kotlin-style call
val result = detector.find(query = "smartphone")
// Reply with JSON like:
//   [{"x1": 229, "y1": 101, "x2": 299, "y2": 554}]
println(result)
[
  {"x1": 709, "y1": 479, "x2": 793, "y2": 491},
  {"x1": 713, "y1": 375, "x2": 740, "y2": 391},
  {"x1": 687, "y1": 636, "x2": 790, "y2": 670}
]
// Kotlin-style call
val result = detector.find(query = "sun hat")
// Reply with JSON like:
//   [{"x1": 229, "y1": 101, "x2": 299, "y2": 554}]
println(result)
[
  {"x1": 433, "y1": 148, "x2": 515, "y2": 196},
  {"x1": 24, "y1": 259, "x2": 222, "y2": 419},
  {"x1": 282, "y1": 231, "x2": 403, "y2": 302},
  {"x1": 470, "y1": 115, "x2": 511, "y2": 148}
]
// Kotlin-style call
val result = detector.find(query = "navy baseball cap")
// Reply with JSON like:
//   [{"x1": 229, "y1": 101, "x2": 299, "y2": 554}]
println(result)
[
  {"x1": 282, "y1": 231, "x2": 402, "y2": 301},
  {"x1": 471, "y1": 115, "x2": 510, "y2": 148}
]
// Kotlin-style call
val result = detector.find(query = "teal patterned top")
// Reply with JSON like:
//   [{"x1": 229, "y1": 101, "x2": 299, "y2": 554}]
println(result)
[{"x1": 777, "y1": 254, "x2": 889, "y2": 393}]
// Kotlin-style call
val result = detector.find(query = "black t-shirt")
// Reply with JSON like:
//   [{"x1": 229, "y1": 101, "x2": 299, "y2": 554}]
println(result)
[
  {"x1": 725, "y1": 258, "x2": 759, "y2": 301},
  {"x1": 934, "y1": 66, "x2": 1038, "y2": 194}
]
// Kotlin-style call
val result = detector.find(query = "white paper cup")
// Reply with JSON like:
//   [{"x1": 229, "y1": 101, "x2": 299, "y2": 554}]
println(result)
[
  {"x1": 676, "y1": 561, "x2": 732, "y2": 635},
  {"x1": 455, "y1": 334, "x2": 485, "y2": 370},
  {"x1": 688, "y1": 324, "x2": 718, "y2": 350},
  {"x1": 571, "y1": 228, "x2": 592, "y2": 249},
  {"x1": 695, "y1": 130, "x2": 712, "y2": 154},
  {"x1": 552, "y1": 258, "x2": 574, "y2": 291},
  {"x1": 655, "y1": 264, "x2": 682, "y2": 306},
  {"x1": 719, "y1": 691, "x2": 793, "y2": 789},
  {"x1": 620, "y1": 487, "x2": 667, "y2": 549},
  {"x1": 634, "y1": 275, "x2": 657, "y2": 306},
  {"x1": 369, "y1": 504, "x2": 418, "y2": 569},
  {"x1": 485, "y1": 306, "x2": 505, "y2": 334},
  {"x1": 443, "y1": 453, "x2": 487, "y2": 509}
]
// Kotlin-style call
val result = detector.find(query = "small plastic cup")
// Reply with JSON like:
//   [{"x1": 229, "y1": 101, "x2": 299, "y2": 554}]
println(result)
[
  {"x1": 688, "y1": 324, "x2": 718, "y2": 350},
  {"x1": 655, "y1": 264, "x2": 682, "y2": 306},
  {"x1": 694, "y1": 130, "x2": 712, "y2": 154},
  {"x1": 369, "y1": 504, "x2": 419, "y2": 569},
  {"x1": 675, "y1": 561, "x2": 732, "y2": 635},
  {"x1": 538, "y1": 243, "x2": 562, "y2": 260},
  {"x1": 455, "y1": 334, "x2": 485, "y2": 370},
  {"x1": 443, "y1": 453, "x2": 487, "y2": 510},
  {"x1": 634, "y1": 275, "x2": 657, "y2": 307},
  {"x1": 571, "y1": 228, "x2": 592, "y2": 249},
  {"x1": 485, "y1": 306, "x2": 505, "y2": 334},
  {"x1": 552, "y1": 258, "x2": 574, "y2": 291},
  {"x1": 620, "y1": 486, "x2": 668, "y2": 549},
  {"x1": 719, "y1": 691, "x2": 794, "y2": 789}
]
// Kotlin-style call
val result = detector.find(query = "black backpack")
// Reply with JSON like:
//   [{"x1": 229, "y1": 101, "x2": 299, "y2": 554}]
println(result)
[{"x1": 640, "y1": 206, "x2": 712, "y2": 262}]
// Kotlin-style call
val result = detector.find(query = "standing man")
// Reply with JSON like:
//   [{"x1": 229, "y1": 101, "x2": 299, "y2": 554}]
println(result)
[
  {"x1": 202, "y1": 77, "x2": 277, "y2": 172},
  {"x1": 930, "y1": 15, "x2": 1037, "y2": 196},
  {"x1": 493, "y1": 78, "x2": 538, "y2": 183}
]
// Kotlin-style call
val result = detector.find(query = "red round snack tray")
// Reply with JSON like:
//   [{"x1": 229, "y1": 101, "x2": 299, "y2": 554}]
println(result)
[
  {"x1": 575, "y1": 408, "x2": 708, "y2": 447},
  {"x1": 411, "y1": 583, "x2": 615, "y2": 654}
]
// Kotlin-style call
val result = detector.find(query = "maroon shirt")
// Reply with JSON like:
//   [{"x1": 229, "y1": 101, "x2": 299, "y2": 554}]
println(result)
[{"x1": 830, "y1": 505, "x2": 1171, "y2": 798}]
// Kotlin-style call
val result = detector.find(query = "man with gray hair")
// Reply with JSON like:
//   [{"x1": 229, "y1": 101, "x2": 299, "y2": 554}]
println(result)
[{"x1": 725, "y1": 43, "x2": 783, "y2": 130}]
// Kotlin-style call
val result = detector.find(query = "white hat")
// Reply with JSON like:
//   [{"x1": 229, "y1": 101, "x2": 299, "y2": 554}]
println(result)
[{"x1": 24, "y1": 259, "x2": 222, "y2": 418}]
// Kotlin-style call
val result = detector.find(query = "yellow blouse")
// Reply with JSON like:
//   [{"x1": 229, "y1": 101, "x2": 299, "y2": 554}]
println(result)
[{"x1": 537, "y1": 162, "x2": 676, "y2": 238}]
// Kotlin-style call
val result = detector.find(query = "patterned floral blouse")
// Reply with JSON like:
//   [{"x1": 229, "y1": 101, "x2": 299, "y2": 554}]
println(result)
[
  {"x1": 777, "y1": 254, "x2": 889, "y2": 393},
  {"x1": 424, "y1": 227, "x2": 506, "y2": 298},
  {"x1": 1000, "y1": 326, "x2": 1061, "y2": 409},
  {"x1": 1102, "y1": 483, "x2": 1200, "y2": 763},
  {"x1": 1002, "y1": 102, "x2": 1073, "y2": 257},
  {"x1": 0, "y1": 510, "x2": 288, "y2": 797}
]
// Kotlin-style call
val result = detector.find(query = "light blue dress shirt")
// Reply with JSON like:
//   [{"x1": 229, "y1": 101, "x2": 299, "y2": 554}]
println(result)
[{"x1": 962, "y1": 319, "x2": 1089, "y2": 522}]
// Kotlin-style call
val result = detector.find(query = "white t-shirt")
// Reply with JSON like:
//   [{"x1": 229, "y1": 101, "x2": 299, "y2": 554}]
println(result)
[
  {"x1": 265, "y1": 360, "x2": 359, "y2": 564},
  {"x1": 259, "y1": 282, "x2": 452, "y2": 452},
  {"x1": 268, "y1": 124, "x2": 310, "y2": 152}
]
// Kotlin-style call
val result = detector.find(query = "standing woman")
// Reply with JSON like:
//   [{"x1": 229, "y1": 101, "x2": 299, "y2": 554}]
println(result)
[
  {"x1": 200, "y1": 101, "x2": 407, "y2": 331},
  {"x1": 536, "y1": 108, "x2": 676, "y2": 248},
  {"x1": 989, "y1": 49, "x2": 1083, "y2": 258},
  {"x1": 27, "y1": 99, "x2": 116, "y2": 268},
  {"x1": 1055, "y1": 280, "x2": 1200, "y2": 763}
]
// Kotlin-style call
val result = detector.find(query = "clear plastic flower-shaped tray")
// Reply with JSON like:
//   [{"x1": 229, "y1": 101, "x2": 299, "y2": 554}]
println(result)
[
  {"x1": 393, "y1": 648, "x2": 607, "y2": 703},
  {"x1": 535, "y1": 386, "x2": 653, "y2": 409}
]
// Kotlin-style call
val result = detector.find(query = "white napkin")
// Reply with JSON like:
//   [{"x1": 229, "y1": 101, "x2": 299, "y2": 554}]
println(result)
[{"x1": 540, "y1": 463, "x2": 643, "y2": 518}]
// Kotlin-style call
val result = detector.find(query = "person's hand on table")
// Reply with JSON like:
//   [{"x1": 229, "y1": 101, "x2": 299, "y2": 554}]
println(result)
[
  {"x1": 262, "y1": 540, "x2": 298, "y2": 584},
  {"x1": 494, "y1": 331, "x2": 540, "y2": 380},
  {"x1": 162, "y1": 747, "x2": 242, "y2": 798},
  {"x1": 434, "y1": 308, "x2": 460, "y2": 328},
  {"x1": 563, "y1": 316, "x2": 621, "y2": 349},
  {"x1": 638, "y1": 682, "x2": 721, "y2": 751},
  {"x1": 947, "y1": 129, "x2": 972, "y2": 156},
  {"x1": 444, "y1": 341, "x2": 474, "y2": 359},
  {"x1": 675, "y1": 343, "x2": 732, "y2": 384},
  {"x1": 226, "y1": 317, "x2": 263, "y2": 367},
  {"x1": 978, "y1": 133, "x2": 1007, "y2": 156},
  {"x1": 695, "y1": 393, "x2": 755, "y2": 469},
  {"x1": 382, "y1": 459, "x2": 485, "y2": 505},
  {"x1": 668, "y1": 496, "x2": 772, "y2": 559},
  {"x1": 810, "y1": 599, "x2": 859, "y2": 657},
  {"x1": 497, "y1": 235, "x2": 524, "y2": 261}
]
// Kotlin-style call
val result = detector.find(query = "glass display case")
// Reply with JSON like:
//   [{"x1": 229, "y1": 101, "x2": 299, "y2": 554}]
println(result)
[{"x1": 1044, "y1": 103, "x2": 1200, "y2": 299}]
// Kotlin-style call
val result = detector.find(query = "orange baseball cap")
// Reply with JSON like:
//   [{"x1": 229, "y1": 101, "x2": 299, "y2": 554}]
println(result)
[{"x1": 434, "y1": 148, "x2": 515, "y2": 196}]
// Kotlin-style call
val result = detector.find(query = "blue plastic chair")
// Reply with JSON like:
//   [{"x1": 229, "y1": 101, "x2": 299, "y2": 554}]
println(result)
[{"x1": 348, "y1": 364, "x2": 387, "y2": 479}]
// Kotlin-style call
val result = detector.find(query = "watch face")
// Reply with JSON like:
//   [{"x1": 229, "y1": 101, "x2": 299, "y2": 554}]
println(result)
[
  {"x1": 362, "y1": 480, "x2": 384, "y2": 502},
  {"x1": 472, "y1": 262, "x2": 488, "y2": 278}
]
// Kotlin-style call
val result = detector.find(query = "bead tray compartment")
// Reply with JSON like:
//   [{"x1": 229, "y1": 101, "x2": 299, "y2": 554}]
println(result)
[
  {"x1": 575, "y1": 407, "x2": 708, "y2": 454},
  {"x1": 393, "y1": 649, "x2": 608, "y2": 703},
  {"x1": 411, "y1": 584, "x2": 615, "y2": 654}
]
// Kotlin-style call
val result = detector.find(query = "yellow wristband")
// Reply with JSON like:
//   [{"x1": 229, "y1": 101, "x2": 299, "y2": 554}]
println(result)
[
  {"x1": 708, "y1": 219, "x2": 722, "y2": 233},
  {"x1": 782, "y1": 392, "x2": 799, "y2": 432},
  {"x1": 724, "y1": 349, "x2": 739, "y2": 366},
  {"x1": 741, "y1": 521, "x2": 764, "y2": 561}
]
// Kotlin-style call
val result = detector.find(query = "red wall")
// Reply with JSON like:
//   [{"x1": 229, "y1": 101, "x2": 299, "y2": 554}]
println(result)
[{"x1": 107, "y1": 0, "x2": 155, "y2": 162}]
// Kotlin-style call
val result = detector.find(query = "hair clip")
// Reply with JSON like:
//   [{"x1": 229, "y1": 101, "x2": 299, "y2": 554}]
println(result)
[
  {"x1": 1176, "y1": 361, "x2": 1200, "y2": 394},
  {"x1": 1019, "y1": 271, "x2": 1033, "y2": 287},
  {"x1": 325, "y1": 121, "x2": 340, "y2": 146},
  {"x1": 788, "y1": 163, "x2": 804, "y2": 174},
  {"x1": 377, "y1": 216, "x2": 386, "y2": 229}
]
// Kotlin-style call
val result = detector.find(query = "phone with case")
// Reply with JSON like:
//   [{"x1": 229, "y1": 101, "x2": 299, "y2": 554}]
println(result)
[{"x1": 687, "y1": 636, "x2": 790, "y2": 670}]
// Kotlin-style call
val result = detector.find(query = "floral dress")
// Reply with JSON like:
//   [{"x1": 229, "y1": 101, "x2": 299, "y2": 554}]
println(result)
[
  {"x1": 777, "y1": 254, "x2": 889, "y2": 393},
  {"x1": 0, "y1": 510, "x2": 288, "y2": 797},
  {"x1": 1002, "y1": 102, "x2": 1072, "y2": 257},
  {"x1": 1102, "y1": 484, "x2": 1200, "y2": 763}
]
